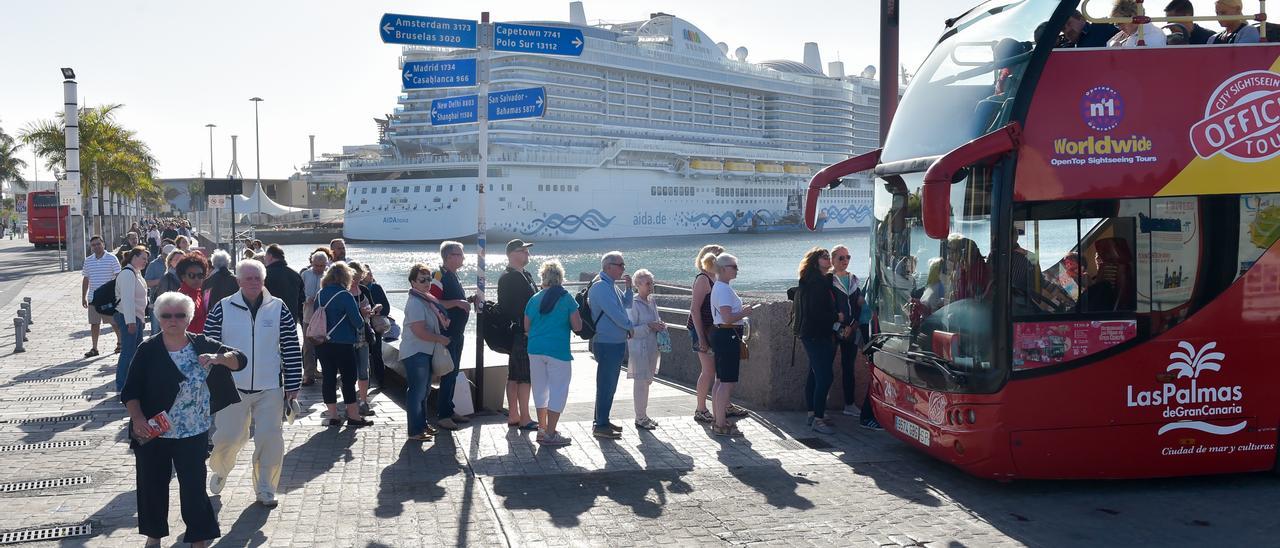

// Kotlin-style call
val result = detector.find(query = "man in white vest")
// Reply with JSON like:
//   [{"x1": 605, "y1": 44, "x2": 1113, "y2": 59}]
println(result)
[{"x1": 203, "y1": 259, "x2": 302, "y2": 508}]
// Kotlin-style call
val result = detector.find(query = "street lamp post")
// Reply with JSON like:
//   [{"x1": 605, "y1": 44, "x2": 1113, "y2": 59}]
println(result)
[
  {"x1": 250, "y1": 97, "x2": 263, "y2": 226},
  {"x1": 206, "y1": 123, "x2": 218, "y2": 246}
]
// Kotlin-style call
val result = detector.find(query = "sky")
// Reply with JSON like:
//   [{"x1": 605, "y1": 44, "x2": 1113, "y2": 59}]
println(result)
[{"x1": 1, "y1": 0, "x2": 1233, "y2": 181}]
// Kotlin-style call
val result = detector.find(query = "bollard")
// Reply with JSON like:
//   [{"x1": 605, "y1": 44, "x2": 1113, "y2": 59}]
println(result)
[
  {"x1": 17, "y1": 308, "x2": 31, "y2": 332},
  {"x1": 21, "y1": 298, "x2": 32, "y2": 325},
  {"x1": 19, "y1": 302, "x2": 32, "y2": 326},
  {"x1": 13, "y1": 317, "x2": 24, "y2": 352}
]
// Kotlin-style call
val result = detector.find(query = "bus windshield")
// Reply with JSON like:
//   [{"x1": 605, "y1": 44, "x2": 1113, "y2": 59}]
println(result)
[
  {"x1": 881, "y1": 0, "x2": 1057, "y2": 163},
  {"x1": 871, "y1": 165, "x2": 1000, "y2": 392},
  {"x1": 31, "y1": 193, "x2": 59, "y2": 209}
]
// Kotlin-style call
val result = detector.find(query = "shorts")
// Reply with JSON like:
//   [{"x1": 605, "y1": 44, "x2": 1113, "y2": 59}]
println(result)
[
  {"x1": 690, "y1": 325, "x2": 712, "y2": 353},
  {"x1": 87, "y1": 307, "x2": 109, "y2": 326},
  {"x1": 712, "y1": 327, "x2": 742, "y2": 383},
  {"x1": 355, "y1": 344, "x2": 371, "y2": 381},
  {"x1": 508, "y1": 332, "x2": 531, "y2": 384}
]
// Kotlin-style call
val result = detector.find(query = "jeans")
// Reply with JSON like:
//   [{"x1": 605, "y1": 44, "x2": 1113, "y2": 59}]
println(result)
[
  {"x1": 436, "y1": 333, "x2": 465, "y2": 418},
  {"x1": 115, "y1": 313, "x2": 145, "y2": 391},
  {"x1": 403, "y1": 352, "x2": 434, "y2": 436},
  {"x1": 802, "y1": 337, "x2": 837, "y2": 419},
  {"x1": 592, "y1": 342, "x2": 626, "y2": 428},
  {"x1": 134, "y1": 431, "x2": 219, "y2": 542},
  {"x1": 316, "y1": 342, "x2": 358, "y2": 405}
]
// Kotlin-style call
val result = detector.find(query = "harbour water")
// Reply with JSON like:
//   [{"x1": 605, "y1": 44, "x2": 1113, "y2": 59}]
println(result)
[{"x1": 280, "y1": 229, "x2": 872, "y2": 296}]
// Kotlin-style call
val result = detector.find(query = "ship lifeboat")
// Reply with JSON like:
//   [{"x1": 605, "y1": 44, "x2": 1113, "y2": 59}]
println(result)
[
  {"x1": 689, "y1": 159, "x2": 724, "y2": 175},
  {"x1": 755, "y1": 162, "x2": 784, "y2": 177},
  {"x1": 784, "y1": 163, "x2": 811, "y2": 175},
  {"x1": 724, "y1": 161, "x2": 755, "y2": 173}
]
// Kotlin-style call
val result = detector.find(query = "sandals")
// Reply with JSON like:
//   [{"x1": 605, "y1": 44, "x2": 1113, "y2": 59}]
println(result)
[
  {"x1": 326, "y1": 418, "x2": 343, "y2": 427},
  {"x1": 693, "y1": 409, "x2": 714, "y2": 423},
  {"x1": 409, "y1": 432, "x2": 433, "y2": 442},
  {"x1": 727, "y1": 404, "x2": 750, "y2": 417},
  {"x1": 346, "y1": 417, "x2": 374, "y2": 428},
  {"x1": 635, "y1": 417, "x2": 659, "y2": 430},
  {"x1": 83, "y1": 349, "x2": 99, "y2": 358},
  {"x1": 519, "y1": 421, "x2": 541, "y2": 431},
  {"x1": 712, "y1": 424, "x2": 743, "y2": 437}
]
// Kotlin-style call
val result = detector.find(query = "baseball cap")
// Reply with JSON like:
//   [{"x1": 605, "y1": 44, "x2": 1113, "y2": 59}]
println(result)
[{"x1": 506, "y1": 239, "x2": 533, "y2": 254}]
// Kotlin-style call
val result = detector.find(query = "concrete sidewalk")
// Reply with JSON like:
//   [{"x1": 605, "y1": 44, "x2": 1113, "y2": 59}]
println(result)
[{"x1": 1, "y1": 249, "x2": 1279, "y2": 547}]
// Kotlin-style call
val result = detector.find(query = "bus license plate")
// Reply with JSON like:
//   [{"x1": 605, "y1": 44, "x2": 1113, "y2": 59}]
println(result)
[{"x1": 895, "y1": 416, "x2": 931, "y2": 447}]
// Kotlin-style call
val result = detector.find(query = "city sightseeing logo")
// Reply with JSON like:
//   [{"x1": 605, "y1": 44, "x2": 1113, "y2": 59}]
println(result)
[
  {"x1": 1051, "y1": 86, "x2": 1155, "y2": 166},
  {"x1": 1190, "y1": 69, "x2": 1280, "y2": 162},
  {"x1": 1125, "y1": 341, "x2": 1247, "y2": 436}
]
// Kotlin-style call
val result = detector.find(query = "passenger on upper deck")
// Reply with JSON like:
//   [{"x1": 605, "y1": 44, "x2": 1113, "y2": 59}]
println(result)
[
  {"x1": 1057, "y1": 10, "x2": 1120, "y2": 47},
  {"x1": 1164, "y1": 0, "x2": 1217, "y2": 44},
  {"x1": 1210, "y1": 0, "x2": 1260, "y2": 43},
  {"x1": 1108, "y1": 0, "x2": 1168, "y2": 47}
]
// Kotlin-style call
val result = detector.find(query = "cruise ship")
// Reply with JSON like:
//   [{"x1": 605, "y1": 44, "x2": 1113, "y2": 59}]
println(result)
[{"x1": 343, "y1": 2, "x2": 878, "y2": 241}]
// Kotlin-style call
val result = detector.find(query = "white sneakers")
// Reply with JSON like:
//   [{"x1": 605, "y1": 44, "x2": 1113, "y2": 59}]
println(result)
[{"x1": 208, "y1": 472, "x2": 225, "y2": 495}]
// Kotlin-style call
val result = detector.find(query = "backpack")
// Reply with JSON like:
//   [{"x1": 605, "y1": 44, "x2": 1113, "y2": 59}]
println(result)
[
  {"x1": 480, "y1": 300, "x2": 516, "y2": 354},
  {"x1": 90, "y1": 266, "x2": 132, "y2": 317},
  {"x1": 574, "y1": 279, "x2": 604, "y2": 340},
  {"x1": 786, "y1": 284, "x2": 803, "y2": 336},
  {"x1": 306, "y1": 291, "x2": 345, "y2": 345}
]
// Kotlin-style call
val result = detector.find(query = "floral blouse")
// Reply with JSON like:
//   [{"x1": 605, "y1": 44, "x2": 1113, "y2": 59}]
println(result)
[{"x1": 161, "y1": 344, "x2": 212, "y2": 439}]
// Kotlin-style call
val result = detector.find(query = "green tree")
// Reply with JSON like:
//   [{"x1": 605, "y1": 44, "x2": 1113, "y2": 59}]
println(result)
[
  {"x1": 320, "y1": 186, "x2": 345, "y2": 208},
  {"x1": 0, "y1": 123, "x2": 27, "y2": 204},
  {"x1": 19, "y1": 104, "x2": 158, "y2": 202}
]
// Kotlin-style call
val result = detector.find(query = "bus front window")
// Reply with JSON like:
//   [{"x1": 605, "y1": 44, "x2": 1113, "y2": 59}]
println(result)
[
  {"x1": 881, "y1": 0, "x2": 1058, "y2": 163},
  {"x1": 872, "y1": 167, "x2": 997, "y2": 389}
]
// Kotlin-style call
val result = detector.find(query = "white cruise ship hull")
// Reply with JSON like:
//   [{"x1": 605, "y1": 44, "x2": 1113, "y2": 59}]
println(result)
[{"x1": 343, "y1": 166, "x2": 870, "y2": 242}]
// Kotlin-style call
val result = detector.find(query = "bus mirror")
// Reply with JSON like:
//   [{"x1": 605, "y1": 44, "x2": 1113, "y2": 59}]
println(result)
[
  {"x1": 805, "y1": 149, "x2": 881, "y2": 231},
  {"x1": 921, "y1": 122, "x2": 1022, "y2": 239}
]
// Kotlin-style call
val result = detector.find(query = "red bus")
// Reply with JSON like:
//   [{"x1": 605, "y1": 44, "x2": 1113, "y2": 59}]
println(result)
[
  {"x1": 27, "y1": 191, "x2": 68, "y2": 247},
  {"x1": 806, "y1": 0, "x2": 1280, "y2": 479}
]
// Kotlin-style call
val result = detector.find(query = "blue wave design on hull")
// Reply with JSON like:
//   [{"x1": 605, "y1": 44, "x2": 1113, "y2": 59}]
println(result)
[
  {"x1": 522, "y1": 209, "x2": 615, "y2": 235},
  {"x1": 823, "y1": 205, "x2": 872, "y2": 224}
]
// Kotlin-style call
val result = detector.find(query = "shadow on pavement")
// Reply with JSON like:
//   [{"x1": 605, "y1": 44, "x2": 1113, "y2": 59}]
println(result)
[
  {"x1": 374, "y1": 438, "x2": 461, "y2": 518},
  {"x1": 278, "y1": 427, "x2": 358, "y2": 494},
  {"x1": 18, "y1": 397, "x2": 126, "y2": 443},
  {"x1": 714, "y1": 437, "x2": 816, "y2": 510},
  {"x1": 214, "y1": 503, "x2": 273, "y2": 548}
]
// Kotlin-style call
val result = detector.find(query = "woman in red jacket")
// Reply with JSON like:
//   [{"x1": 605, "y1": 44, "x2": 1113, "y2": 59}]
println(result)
[{"x1": 175, "y1": 253, "x2": 211, "y2": 334}]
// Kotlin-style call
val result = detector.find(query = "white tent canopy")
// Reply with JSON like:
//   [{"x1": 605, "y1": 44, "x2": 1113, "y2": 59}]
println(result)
[{"x1": 233, "y1": 181, "x2": 306, "y2": 216}]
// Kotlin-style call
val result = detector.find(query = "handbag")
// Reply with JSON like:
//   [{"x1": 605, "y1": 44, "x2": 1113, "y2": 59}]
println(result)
[
  {"x1": 370, "y1": 314, "x2": 392, "y2": 336},
  {"x1": 430, "y1": 341, "x2": 455, "y2": 388},
  {"x1": 656, "y1": 330, "x2": 672, "y2": 353}
]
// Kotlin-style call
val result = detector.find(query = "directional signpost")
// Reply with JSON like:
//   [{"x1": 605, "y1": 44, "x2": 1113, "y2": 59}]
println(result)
[
  {"x1": 380, "y1": 12, "x2": 585, "y2": 411},
  {"x1": 488, "y1": 87, "x2": 546, "y2": 121},
  {"x1": 430, "y1": 94, "x2": 479, "y2": 126},
  {"x1": 379, "y1": 14, "x2": 477, "y2": 48},
  {"x1": 493, "y1": 23, "x2": 584, "y2": 56},
  {"x1": 403, "y1": 59, "x2": 477, "y2": 89}
]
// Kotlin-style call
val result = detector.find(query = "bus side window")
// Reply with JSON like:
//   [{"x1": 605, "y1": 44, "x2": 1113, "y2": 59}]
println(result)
[{"x1": 1237, "y1": 193, "x2": 1280, "y2": 279}]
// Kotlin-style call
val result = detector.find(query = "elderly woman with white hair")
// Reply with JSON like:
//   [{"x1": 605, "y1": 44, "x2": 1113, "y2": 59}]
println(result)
[
  {"x1": 204, "y1": 249, "x2": 239, "y2": 308},
  {"x1": 121, "y1": 291, "x2": 246, "y2": 547},
  {"x1": 709, "y1": 253, "x2": 753, "y2": 437},
  {"x1": 626, "y1": 268, "x2": 667, "y2": 430},
  {"x1": 523, "y1": 259, "x2": 583, "y2": 446}
]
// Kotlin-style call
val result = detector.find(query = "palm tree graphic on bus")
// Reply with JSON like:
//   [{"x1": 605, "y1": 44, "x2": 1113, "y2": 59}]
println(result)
[{"x1": 1166, "y1": 341, "x2": 1225, "y2": 379}]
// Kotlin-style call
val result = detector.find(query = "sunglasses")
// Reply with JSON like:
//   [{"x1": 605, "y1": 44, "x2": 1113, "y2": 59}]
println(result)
[
  {"x1": 835, "y1": 255, "x2": 850, "y2": 261},
  {"x1": 725, "y1": 265, "x2": 739, "y2": 270},
  {"x1": 414, "y1": 277, "x2": 431, "y2": 284},
  {"x1": 610, "y1": 262, "x2": 625, "y2": 268},
  {"x1": 159, "y1": 312, "x2": 187, "y2": 320},
  {"x1": 184, "y1": 271, "x2": 205, "y2": 279}
]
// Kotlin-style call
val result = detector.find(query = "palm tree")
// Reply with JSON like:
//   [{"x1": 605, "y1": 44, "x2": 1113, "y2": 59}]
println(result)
[
  {"x1": 0, "y1": 123, "x2": 27, "y2": 204},
  {"x1": 19, "y1": 104, "x2": 158, "y2": 230},
  {"x1": 320, "y1": 186, "x2": 346, "y2": 208}
]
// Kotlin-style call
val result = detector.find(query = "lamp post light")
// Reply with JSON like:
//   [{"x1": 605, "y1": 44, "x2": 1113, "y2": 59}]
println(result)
[
  {"x1": 206, "y1": 123, "x2": 218, "y2": 246},
  {"x1": 250, "y1": 97, "x2": 262, "y2": 225}
]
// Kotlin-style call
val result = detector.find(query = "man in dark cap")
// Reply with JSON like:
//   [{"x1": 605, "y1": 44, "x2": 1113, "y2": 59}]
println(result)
[{"x1": 498, "y1": 238, "x2": 538, "y2": 430}]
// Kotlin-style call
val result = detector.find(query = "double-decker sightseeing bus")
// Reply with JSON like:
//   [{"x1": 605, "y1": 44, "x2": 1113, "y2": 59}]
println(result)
[
  {"x1": 26, "y1": 191, "x2": 67, "y2": 247},
  {"x1": 805, "y1": 0, "x2": 1280, "y2": 479}
]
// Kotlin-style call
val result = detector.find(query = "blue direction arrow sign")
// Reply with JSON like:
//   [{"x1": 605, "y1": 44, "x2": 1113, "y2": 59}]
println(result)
[
  {"x1": 403, "y1": 59, "x2": 477, "y2": 90},
  {"x1": 380, "y1": 13, "x2": 477, "y2": 48},
  {"x1": 488, "y1": 87, "x2": 547, "y2": 121},
  {"x1": 493, "y1": 23, "x2": 584, "y2": 56},
  {"x1": 430, "y1": 94, "x2": 479, "y2": 126}
]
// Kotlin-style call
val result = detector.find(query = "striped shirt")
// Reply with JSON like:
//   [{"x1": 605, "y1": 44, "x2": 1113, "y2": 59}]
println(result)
[
  {"x1": 82, "y1": 252, "x2": 121, "y2": 292},
  {"x1": 205, "y1": 299, "x2": 304, "y2": 392}
]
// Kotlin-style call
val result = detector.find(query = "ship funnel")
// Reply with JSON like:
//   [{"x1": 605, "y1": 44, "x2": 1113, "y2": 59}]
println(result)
[
  {"x1": 828, "y1": 61, "x2": 845, "y2": 79},
  {"x1": 803, "y1": 42, "x2": 824, "y2": 75},
  {"x1": 861, "y1": 65, "x2": 877, "y2": 79},
  {"x1": 308, "y1": 135, "x2": 315, "y2": 163},
  {"x1": 734, "y1": 46, "x2": 748, "y2": 62},
  {"x1": 569, "y1": 2, "x2": 586, "y2": 25}
]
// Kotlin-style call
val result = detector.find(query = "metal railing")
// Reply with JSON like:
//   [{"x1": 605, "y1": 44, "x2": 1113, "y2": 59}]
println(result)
[{"x1": 1081, "y1": 0, "x2": 1269, "y2": 44}]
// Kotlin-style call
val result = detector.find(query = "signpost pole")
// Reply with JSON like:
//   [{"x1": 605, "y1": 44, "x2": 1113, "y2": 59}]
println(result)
[{"x1": 474, "y1": 11, "x2": 491, "y2": 412}]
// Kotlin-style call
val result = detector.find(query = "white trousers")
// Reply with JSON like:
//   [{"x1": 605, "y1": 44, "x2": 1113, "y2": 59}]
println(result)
[
  {"x1": 209, "y1": 388, "x2": 285, "y2": 498},
  {"x1": 530, "y1": 354, "x2": 572, "y2": 413}
]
